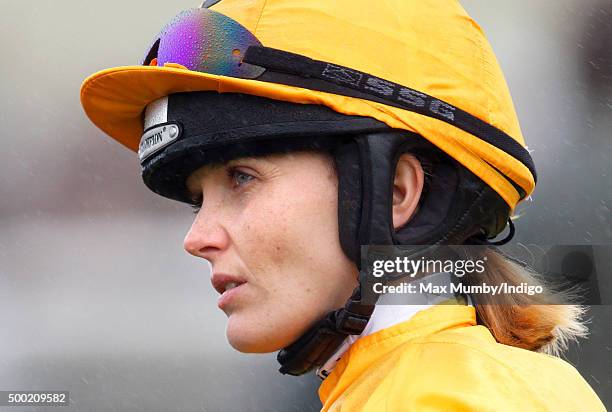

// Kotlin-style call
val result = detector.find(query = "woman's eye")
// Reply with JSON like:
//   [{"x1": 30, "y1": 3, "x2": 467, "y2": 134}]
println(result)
[{"x1": 229, "y1": 168, "x2": 255, "y2": 187}]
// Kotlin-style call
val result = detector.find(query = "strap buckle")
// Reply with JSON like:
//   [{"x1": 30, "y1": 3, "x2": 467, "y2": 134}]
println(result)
[{"x1": 334, "y1": 308, "x2": 370, "y2": 335}]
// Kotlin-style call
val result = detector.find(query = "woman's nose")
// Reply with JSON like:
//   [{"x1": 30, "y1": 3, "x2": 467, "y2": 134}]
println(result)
[{"x1": 183, "y1": 213, "x2": 230, "y2": 262}]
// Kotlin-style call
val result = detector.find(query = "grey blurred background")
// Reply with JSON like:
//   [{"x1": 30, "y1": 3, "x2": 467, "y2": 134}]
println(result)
[{"x1": 0, "y1": 1, "x2": 610, "y2": 411}]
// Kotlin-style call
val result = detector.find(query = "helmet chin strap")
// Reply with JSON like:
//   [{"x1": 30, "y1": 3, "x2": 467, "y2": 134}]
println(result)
[
  {"x1": 277, "y1": 131, "x2": 513, "y2": 376},
  {"x1": 277, "y1": 132, "x2": 417, "y2": 376}
]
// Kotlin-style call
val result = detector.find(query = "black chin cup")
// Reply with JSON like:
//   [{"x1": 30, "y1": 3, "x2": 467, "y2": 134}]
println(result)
[
  {"x1": 277, "y1": 131, "x2": 512, "y2": 376},
  {"x1": 277, "y1": 286, "x2": 374, "y2": 376}
]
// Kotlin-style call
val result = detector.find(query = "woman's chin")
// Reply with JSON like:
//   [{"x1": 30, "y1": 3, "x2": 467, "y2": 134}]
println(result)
[
  {"x1": 226, "y1": 329, "x2": 281, "y2": 353},
  {"x1": 225, "y1": 315, "x2": 299, "y2": 353}
]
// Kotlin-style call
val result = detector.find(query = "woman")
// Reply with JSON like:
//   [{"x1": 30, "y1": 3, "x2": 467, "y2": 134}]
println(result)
[{"x1": 80, "y1": 0, "x2": 606, "y2": 410}]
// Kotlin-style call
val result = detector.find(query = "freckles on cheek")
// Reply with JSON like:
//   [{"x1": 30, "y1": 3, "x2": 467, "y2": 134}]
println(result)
[
  {"x1": 269, "y1": 242, "x2": 287, "y2": 269},
  {"x1": 259, "y1": 217, "x2": 291, "y2": 270},
  {"x1": 237, "y1": 203, "x2": 291, "y2": 270}
]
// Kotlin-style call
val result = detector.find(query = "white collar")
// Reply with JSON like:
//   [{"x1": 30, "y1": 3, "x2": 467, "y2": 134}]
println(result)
[{"x1": 316, "y1": 272, "x2": 472, "y2": 379}]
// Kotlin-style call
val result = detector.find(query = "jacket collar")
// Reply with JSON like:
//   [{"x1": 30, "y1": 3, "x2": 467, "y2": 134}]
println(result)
[
  {"x1": 318, "y1": 296, "x2": 476, "y2": 405},
  {"x1": 317, "y1": 272, "x2": 471, "y2": 379}
]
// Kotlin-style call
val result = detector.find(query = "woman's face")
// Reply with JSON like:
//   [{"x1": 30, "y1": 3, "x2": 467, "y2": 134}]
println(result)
[{"x1": 183, "y1": 151, "x2": 358, "y2": 353}]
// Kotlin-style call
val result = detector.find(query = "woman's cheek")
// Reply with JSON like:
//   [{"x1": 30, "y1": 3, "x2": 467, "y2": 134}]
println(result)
[{"x1": 233, "y1": 199, "x2": 287, "y2": 272}]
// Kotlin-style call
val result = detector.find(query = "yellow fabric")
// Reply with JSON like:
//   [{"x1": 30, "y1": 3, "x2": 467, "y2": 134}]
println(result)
[
  {"x1": 318, "y1": 305, "x2": 606, "y2": 412},
  {"x1": 80, "y1": 0, "x2": 536, "y2": 210}
]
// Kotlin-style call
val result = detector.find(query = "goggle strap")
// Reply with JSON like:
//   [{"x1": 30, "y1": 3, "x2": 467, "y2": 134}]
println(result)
[{"x1": 244, "y1": 46, "x2": 536, "y2": 198}]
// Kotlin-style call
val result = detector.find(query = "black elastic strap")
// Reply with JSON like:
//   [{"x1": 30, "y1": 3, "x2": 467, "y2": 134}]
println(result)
[{"x1": 243, "y1": 46, "x2": 537, "y2": 200}]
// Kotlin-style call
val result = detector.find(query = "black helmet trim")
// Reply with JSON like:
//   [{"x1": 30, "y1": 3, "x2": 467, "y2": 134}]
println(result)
[{"x1": 140, "y1": 91, "x2": 391, "y2": 203}]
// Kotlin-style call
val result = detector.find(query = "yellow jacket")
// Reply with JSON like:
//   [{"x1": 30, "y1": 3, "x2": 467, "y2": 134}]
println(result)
[{"x1": 318, "y1": 305, "x2": 606, "y2": 411}]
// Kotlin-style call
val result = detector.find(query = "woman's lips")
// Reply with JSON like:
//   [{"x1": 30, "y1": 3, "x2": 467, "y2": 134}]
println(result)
[
  {"x1": 211, "y1": 273, "x2": 248, "y2": 309},
  {"x1": 217, "y1": 282, "x2": 247, "y2": 309},
  {"x1": 211, "y1": 273, "x2": 246, "y2": 294}
]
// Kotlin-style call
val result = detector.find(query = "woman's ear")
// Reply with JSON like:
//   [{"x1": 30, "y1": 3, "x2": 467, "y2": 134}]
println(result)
[{"x1": 392, "y1": 153, "x2": 425, "y2": 230}]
